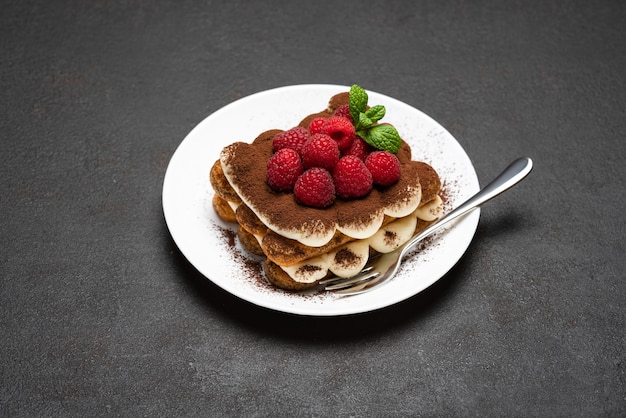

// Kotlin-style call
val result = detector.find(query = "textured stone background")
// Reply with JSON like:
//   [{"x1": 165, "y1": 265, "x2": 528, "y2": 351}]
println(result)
[{"x1": 1, "y1": 0, "x2": 625, "y2": 416}]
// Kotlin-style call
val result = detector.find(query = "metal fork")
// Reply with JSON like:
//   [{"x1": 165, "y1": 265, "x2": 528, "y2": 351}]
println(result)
[{"x1": 320, "y1": 157, "x2": 533, "y2": 296}]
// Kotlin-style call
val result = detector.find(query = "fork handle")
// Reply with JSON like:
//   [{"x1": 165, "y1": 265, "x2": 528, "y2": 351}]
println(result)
[{"x1": 400, "y1": 157, "x2": 533, "y2": 258}]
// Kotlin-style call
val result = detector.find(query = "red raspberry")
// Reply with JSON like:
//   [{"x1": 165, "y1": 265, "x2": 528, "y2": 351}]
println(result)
[
  {"x1": 333, "y1": 104, "x2": 352, "y2": 121},
  {"x1": 342, "y1": 136, "x2": 371, "y2": 161},
  {"x1": 321, "y1": 116, "x2": 355, "y2": 151},
  {"x1": 332, "y1": 155, "x2": 373, "y2": 199},
  {"x1": 301, "y1": 134, "x2": 340, "y2": 171},
  {"x1": 272, "y1": 127, "x2": 309, "y2": 154},
  {"x1": 294, "y1": 168, "x2": 335, "y2": 208},
  {"x1": 266, "y1": 148, "x2": 304, "y2": 192},
  {"x1": 365, "y1": 151, "x2": 401, "y2": 186},
  {"x1": 308, "y1": 117, "x2": 327, "y2": 135}
]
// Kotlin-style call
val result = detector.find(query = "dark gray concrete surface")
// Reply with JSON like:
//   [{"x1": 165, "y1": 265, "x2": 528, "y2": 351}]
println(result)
[{"x1": 2, "y1": 0, "x2": 625, "y2": 416}]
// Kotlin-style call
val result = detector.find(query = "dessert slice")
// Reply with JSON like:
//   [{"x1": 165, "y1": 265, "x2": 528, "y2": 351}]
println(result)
[{"x1": 210, "y1": 86, "x2": 443, "y2": 291}]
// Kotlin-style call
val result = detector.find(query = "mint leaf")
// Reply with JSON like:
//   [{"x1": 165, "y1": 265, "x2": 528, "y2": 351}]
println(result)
[
  {"x1": 364, "y1": 105, "x2": 385, "y2": 123},
  {"x1": 348, "y1": 84, "x2": 402, "y2": 153},
  {"x1": 349, "y1": 84, "x2": 368, "y2": 123},
  {"x1": 358, "y1": 112, "x2": 373, "y2": 129},
  {"x1": 357, "y1": 124, "x2": 402, "y2": 153}
]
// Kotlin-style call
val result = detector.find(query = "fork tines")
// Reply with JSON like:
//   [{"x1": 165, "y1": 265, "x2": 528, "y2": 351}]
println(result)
[{"x1": 320, "y1": 266, "x2": 380, "y2": 291}]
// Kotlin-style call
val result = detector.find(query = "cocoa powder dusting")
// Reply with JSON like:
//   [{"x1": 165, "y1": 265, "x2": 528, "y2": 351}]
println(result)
[
  {"x1": 439, "y1": 180, "x2": 456, "y2": 212},
  {"x1": 298, "y1": 265, "x2": 322, "y2": 273},
  {"x1": 213, "y1": 223, "x2": 266, "y2": 287},
  {"x1": 334, "y1": 248, "x2": 359, "y2": 268},
  {"x1": 221, "y1": 226, "x2": 236, "y2": 248},
  {"x1": 384, "y1": 230, "x2": 398, "y2": 246}
]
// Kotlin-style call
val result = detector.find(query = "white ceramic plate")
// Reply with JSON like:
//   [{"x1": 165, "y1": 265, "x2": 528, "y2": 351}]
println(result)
[{"x1": 163, "y1": 84, "x2": 479, "y2": 316}]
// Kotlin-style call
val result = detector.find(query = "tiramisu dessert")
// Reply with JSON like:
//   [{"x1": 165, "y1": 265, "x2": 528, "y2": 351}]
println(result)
[{"x1": 210, "y1": 85, "x2": 443, "y2": 291}]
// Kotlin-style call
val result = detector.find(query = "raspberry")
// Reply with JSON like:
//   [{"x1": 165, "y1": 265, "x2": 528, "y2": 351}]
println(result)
[
  {"x1": 272, "y1": 127, "x2": 309, "y2": 154},
  {"x1": 266, "y1": 148, "x2": 304, "y2": 192},
  {"x1": 332, "y1": 155, "x2": 373, "y2": 199},
  {"x1": 333, "y1": 104, "x2": 352, "y2": 121},
  {"x1": 294, "y1": 168, "x2": 335, "y2": 208},
  {"x1": 301, "y1": 134, "x2": 340, "y2": 171},
  {"x1": 308, "y1": 117, "x2": 327, "y2": 135},
  {"x1": 365, "y1": 151, "x2": 401, "y2": 186},
  {"x1": 342, "y1": 136, "x2": 371, "y2": 161},
  {"x1": 321, "y1": 116, "x2": 355, "y2": 151}
]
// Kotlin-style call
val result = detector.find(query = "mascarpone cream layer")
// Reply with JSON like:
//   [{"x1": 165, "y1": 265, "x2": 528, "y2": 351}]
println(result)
[{"x1": 276, "y1": 195, "x2": 443, "y2": 283}]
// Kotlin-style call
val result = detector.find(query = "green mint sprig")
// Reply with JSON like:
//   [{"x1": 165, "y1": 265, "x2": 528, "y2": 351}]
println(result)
[{"x1": 349, "y1": 84, "x2": 402, "y2": 154}]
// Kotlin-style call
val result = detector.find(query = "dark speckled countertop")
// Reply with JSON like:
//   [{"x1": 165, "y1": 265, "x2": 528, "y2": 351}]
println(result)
[{"x1": 2, "y1": 1, "x2": 625, "y2": 416}]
